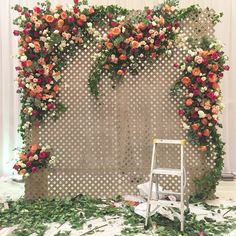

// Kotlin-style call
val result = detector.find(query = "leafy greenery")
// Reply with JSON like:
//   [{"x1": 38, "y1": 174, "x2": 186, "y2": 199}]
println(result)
[{"x1": 1, "y1": 196, "x2": 236, "y2": 236}]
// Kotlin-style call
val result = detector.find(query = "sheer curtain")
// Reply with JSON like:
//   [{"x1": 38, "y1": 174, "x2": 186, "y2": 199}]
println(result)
[{"x1": 0, "y1": 0, "x2": 235, "y2": 176}]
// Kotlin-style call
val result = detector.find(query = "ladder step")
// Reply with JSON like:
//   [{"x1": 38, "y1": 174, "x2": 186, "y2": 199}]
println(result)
[
  {"x1": 152, "y1": 168, "x2": 182, "y2": 176},
  {"x1": 155, "y1": 139, "x2": 184, "y2": 145},
  {"x1": 155, "y1": 199, "x2": 181, "y2": 208},
  {"x1": 158, "y1": 190, "x2": 181, "y2": 195}
]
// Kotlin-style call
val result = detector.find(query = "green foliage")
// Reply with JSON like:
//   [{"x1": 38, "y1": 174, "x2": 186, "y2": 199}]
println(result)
[{"x1": 1, "y1": 197, "x2": 236, "y2": 236}]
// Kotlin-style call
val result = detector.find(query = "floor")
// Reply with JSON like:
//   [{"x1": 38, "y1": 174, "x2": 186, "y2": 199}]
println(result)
[{"x1": 0, "y1": 177, "x2": 236, "y2": 236}]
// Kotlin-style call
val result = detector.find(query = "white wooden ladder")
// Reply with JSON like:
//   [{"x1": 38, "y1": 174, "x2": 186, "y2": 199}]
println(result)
[{"x1": 144, "y1": 138, "x2": 186, "y2": 232}]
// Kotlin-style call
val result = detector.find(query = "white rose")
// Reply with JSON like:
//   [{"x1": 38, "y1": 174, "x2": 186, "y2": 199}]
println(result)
[
  {"x1": 187, "y1": 66, "x2": 192, "y2": 73},
  {"x1": 25, "y1": 173, "x2": 29, "y2": 177},
  {"x1": 180, "y1": 64, "x2": 186, "y2": 71},
  {"x1": 189, "y1": 93, "x2": 193, "y2": 98},
  {"x1": 87, "y1": 22, "x2": 92, "y2": 28},
  {"x1": 17, "y1": 19, "x2": 22, "y2": 24},
  {"x1": 54, "y1": 13, "x2": 59, "y2": 19},
  {"x1": 21, "y1": 15, "x2": 26, "y2": 21},
  {"x1": 152, "y1": 21, "x2": 157, "y2": 26},
  {"x1": 20, "y1": 55, "x2": 27, "y2": 62},
  {"x1": 198, "y1": 110, "x2": 206, "y2": 118},
  {"x1": 201, "y1": 76, "x2": 206, "y2": 81},
  {"x1": 212, "y1": 114, "x2": 218, "y2": 120},
  {"x1": 34, "y1": 155, "x2": 38, "y2": 160}
]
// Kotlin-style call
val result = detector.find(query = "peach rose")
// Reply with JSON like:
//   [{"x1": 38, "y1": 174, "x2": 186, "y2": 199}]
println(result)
[
  {"x1": 192, "y1": 123, "x2": 199, "y2": 131},
  {"x1": 159, "y1": 15, "x2": 165, "y2": 25},
  {"x1": 119, "y1": 54, "x2": 127, "y2": 61},
  {"x1": 105, "y1": 42, "x2": 113, "y2": 49},
  {"x1": 138, "y1": 22, "x2": 146, "y2": 30},
  {"x1": 181, "y1": 76, "x2": 190, "y2": 86},
  {"x1": 60, "y1": 11, "x2": 67, "y2": 20},
  {"x1": 111, "y1": 27, "x2": 121, "y2": 36},
  {"x1": 25, "y1": 36, "x2": 32, "y2": 43},
  {"x1": 31, "y1": 144, "x2": 38, "y2": 153},
  {"x1": 208, "y1": 74, "x2": 217, "y2": 83},
  {"x1": 203, "y1": 129, "x2": 210, "y2": 136},
  {"x1": 117, "y1": 69, "x2": 124, "y2": 75},
  {"x1": 131, "y1": 40, "x2": 139, "y2": 48},
  {"x1": 19, "y1": 153, "x2": 27, "y2": 161},
  {"x1": 57, "y1": 19, "x2": 64, "y2": 28},
  {"x1": 26, "y1": 60, "x2": 33, "y2": 67},
  {"x1": 79, "y1": 14, "x2": 87, "y2": 22},
  {"x1": 185, "y1": 98, "x2": 193, "y2": 106},
  {"x1": 192, "y1": 67, "x2": 201, "y2": 76},
  {"x1": 199, "y1": 145, "x2": 208, "y2": 152},
  {"x1": 53, "y1": 84, "x2": 60, "y2": 92},
  {"x1": 20, "y1": 169, "x2": 27, "y2": 176},
  {"x1": 45, "y1": 15, "x2": 54, "y2": 23},
  {"x1": 212, "y1": 64, "x2": 219, "y2": 72},
  {"x1": 212, "y1": 82, "x2": 219, "y2": 90}
]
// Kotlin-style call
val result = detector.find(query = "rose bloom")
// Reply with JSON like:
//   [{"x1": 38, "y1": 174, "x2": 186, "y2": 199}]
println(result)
[
  {"x1": 185, "y1": 98, "x2": 193, "y2": 106},
  {"x1": 131, "y1": 40, "x2": 139, "y2": 48},
  {"x1": 45, "y1": 15, "x2": 54, "y2": 23},
  {"x1": 212, "y1": 105, "x2": 220, "y2": 114},
  {"x1": 111, "y1": 27, "x2": 121, "y2": 36},
  {"x1": 192, "y1": 67, "x2": 201, "y2": 76},
  {"x1": 194, "y1": 55, "x2": 203, "y2": 64},
  {"x1": 181, "y1": 76, "x2": 190, "y2": 86}
]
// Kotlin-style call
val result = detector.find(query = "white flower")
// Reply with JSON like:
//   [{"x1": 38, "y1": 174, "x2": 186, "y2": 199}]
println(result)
[
  {"x1": 51, "y1": 156, "x2": 56, "y2": 161},
  {"x1": 130, "y1": 55, "x2": 134, "y2": 60},
  {"x1": 21, "y1": 15, "x2": 26, "y2": 21},
  {"x1": 43, "y1": 29, "x2": 48, "y2": 35},
  {"x1": 17, "y1": 19, "x2": 22, "y2": 24},
  {"x1": 208, "y1": 123, "x2": 213, "y2": 127},
  {"x1": 117, "y1": 16, "x2": 125, "y2": 21},
  {"x1": 198, "y1": 110, "x2": 206, "y2": 118},
  {"x1": 87, "y1": 22, "x2": 92, "y2": 28},
  {"x1": 212, "y1": 114, "x2": 218, "y2": 120},
  {"x1": 187, "y1": 66, "x2": 192, "y2": 73},
  {"x1": 46, "y1": 144, "x2": 51, "y2": 149},
  {"x1": 54, "y1": 13, "x2": 59, "y2": 19},
  {"x1": 201, "y1": 76, "x2": 206, "y2": 81},
  {"x1": 122, "y1": 27, "x2": 125, "y2": 33},
  {"x1": 25, "y1": 173, "x2": 29, "y2": 177},
  {"x1": 54, "y1": 30, "x2": 59, "y2": 34},
  {"x1": 20, "y1": 55, "x2": 27, "y2": 62},
  {"x1": 21, "y1": 163, "x2": 26, "y2": 168},
  {"x1": 182, "y1": 121, "x2": 190, "y2": 130},
  {"x1": 180, "y1": 64, "x2": 186, "y2": 71},
  {"x1": 42, "y1": 146, "x2": 46, "y2": 151},
  {"x1": 214, "y1": 91, "x2": 219, "y2": 97},
  {"x1": 29, "y1": 43, "x2": 35, "y2": 48},
  {"x1": 189, "y1": 93, "x2": 193, "y2": 98},
  {"x1": 34, "y1": 155, "x2": 38, "y2": 160},
  {"x1": 152, "y1": 21, "x2": 157, "y2": 26},
  {"x1": 166, "y1": 50, "x2": 172, "y2": 56}
]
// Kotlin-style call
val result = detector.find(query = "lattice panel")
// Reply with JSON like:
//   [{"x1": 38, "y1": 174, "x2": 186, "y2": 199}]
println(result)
[{"x1": 25, "y1": 9, "x2": 216, "y2": 199}]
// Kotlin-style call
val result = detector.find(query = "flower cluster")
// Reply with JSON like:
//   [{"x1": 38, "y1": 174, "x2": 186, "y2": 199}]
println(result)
[
  {"x1": 13, "y1": 0, "x2": 108, "y2": 141},
  {"x1": 174, "y1": 38, "x2": 229, "y2": 152},
  {"x1": 89, "y1": 1, "x2": 187, "y2": 97},
  {"x1": 13, "y1": 144, "x2": 55, "y2": 177}
]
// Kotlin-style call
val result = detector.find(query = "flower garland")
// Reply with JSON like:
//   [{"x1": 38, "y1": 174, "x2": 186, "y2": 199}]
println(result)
[
  {"x1": 172, "y1": 37, "x2": 229, "y2": 199},
  {"x1": 89, "y1": 1, "x2": 196, "y2": 97},
  {"x1": 12, "y1": 0, "x2": 229, "y2": 199},
  {"x1": 13, "y1": 144, "x2": 55, "y2": 177}
]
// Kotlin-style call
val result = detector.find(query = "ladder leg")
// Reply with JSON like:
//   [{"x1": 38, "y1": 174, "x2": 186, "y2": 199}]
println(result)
[
  {"x1": 180, "y1": 143, "x2": 184, "y2": 232},
  {"x1": 144, "y1": 142, "x2": 156, "y2": 229}
]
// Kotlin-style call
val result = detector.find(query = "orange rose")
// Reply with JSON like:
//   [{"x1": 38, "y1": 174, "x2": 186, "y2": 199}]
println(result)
[
  {"x1": 199, "y1": 50, "x2": 209, "y2": 58},
  {"x1": 181, "y1": 76, "x2": 190, "y2": 86},
  {"x1": 31, "y1": 144, "x2": 38, "y2": 153},
  {"x1": 199, "y1": 145, "x2": 208, "y2": 152},
  {"x1": 19, "y1": 153, "x2": 27, "y2": 161},
  {"x1": 131, "y1": 40, "x2": 139, "y2": 48},
  {"x1": 203, "y1": 129, "x2": 210, "y2": 136},
  {"x1": 144, "y1": 45, "x2": 150, "y2": 51},
  {"x1": 55, "y1": 5, "x2": 62, "y2": 10},
  {"x1": 111, "y1": 27, "x2": 121, "y2": 36},
  {"x1": 138, "y1": 22, "x2": 146, "y2": 30},
  {"x1": 60, "y1": 11, "x2": 67, "y2": 20},
  {"x1": 20, "y1": 169, "x2": 26, "y2": 176},
  {"x1": 105, "y1": 42, "x2": 113, "y2": 49},
  {"x1": 79, "y1": 14, "x2": 87, "y2": 22},
  {"x1": 163, "y1": 4, "x2": 172, "y2": 12},
  {"x1": 26, "y1": 60, "x2": 32, "y2": 67},
  {"x1": 192, "y1": 123, "x2": 199, "y2": 131},
  {"x1": 25, "y1": 36, "x2": 32, "y2": 43},
  {"x1": 119, "y1": 54, "x2": 127, "y2": 61},
  {"x1": 159, "y1": 15, "x2": 165, "y2": 25},
  {"x1": 89, "y1": 8, "x2": 95, "y2": 14},
  {"x1": 53, "y1": 84, "x2": 60, "y2": 92},
  {"x1": 57, "y1": 19, "x2": 64, "y2": 28},
  {"x1": 192, "y1": 67, "x2": 201, "y2": 76},
  {"x1": 212, "y1": 83, "x2": 219, "y2": 90},
  {"x1": 34, "y1": 41, "x2": 41, "y2": 53},
  {"x1": 208, "y1": 74, "x2": 217, "y2": 83},
  {"x1": 117, "y1": 69, "x2": 124, "y2": 75},
  {"x1": 45, "y1": 15, "x2": 54, "y2": 23},
  {"x1": 185, "y1": 98, "x2": 193, "y2": 106},
  {"x1": 212, "y1": 64, "x2": 219, "y2": 72},
  {"x1": 18, "y1": 48, "x2": 25, "y2": 56}
]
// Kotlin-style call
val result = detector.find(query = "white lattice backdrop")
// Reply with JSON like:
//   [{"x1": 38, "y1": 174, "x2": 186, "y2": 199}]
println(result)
[{"x1": 25, "y1": 9, "x2": 216, "y2": 199}]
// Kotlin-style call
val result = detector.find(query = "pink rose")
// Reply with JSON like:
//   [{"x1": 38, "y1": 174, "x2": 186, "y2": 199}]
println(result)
[
  {"x1": 13, "y1": 30, "x2": 19, "y2": 36},
  {"x1": 194, "y1": 56, "x2": 203, "y2": 64},
  {"x1": 68, "y1": 16, "x2": 74, "y2": 23},
  {"x1": 47, "y1": 103, "x2": 54, "y2": 110},
  {"x1": 178, "y1": 109, "x2": 185, "y2": 116},
  {"x1": 224, "y1": 65, "x2": 230, "y2": 71},
  {"x1": 211, "y1": 52, "x2": 219, "y2": 60},
  {"x1": 26, "y1": 161, "x2": 32, "y2": 167}
]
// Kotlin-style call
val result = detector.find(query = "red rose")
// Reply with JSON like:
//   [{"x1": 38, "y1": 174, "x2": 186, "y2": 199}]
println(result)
[
  {"x1": 32, "y1": 166, "x2": 39, "y2": 173},
  {"x1": 13, "y1": 30, "x2": 19, "y2": 36},
  {"x1": 39, "y1": 151, "x2": 49, "y2": 159},
  {"x1": 33, "y1": 6, "x2": 41, "y2": 13},
  {"x1": 13, "y1": 164, "x2": 20, "y2": 170},
  {"x1": 73, "y1": 7, "x2": 79, "y2": 14},
  {"x1": 74, "y1": 0, "x2": 79, "y2": 4},
  {"x1": 178, "y1": 109, "x2": 185, "y2": 116},
  {"x1": 47, "y1": 103, "x2": 54, "y2": 110},
  {"x1": 224, "y1": 65, "x2": 230, "y2": 71}
]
